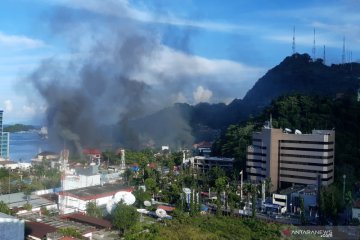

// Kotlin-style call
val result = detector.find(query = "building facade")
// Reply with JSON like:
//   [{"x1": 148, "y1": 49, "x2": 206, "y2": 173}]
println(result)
[
  {"x1": 247, "y1": 127, "x2": 335, "y2": 191},
  {"x1": 0, "y1": 110, "x2": 10, "y2": 159},
  {"x1": 189, "y1": 156, "x2": 234, "y2": 172},
  {"x1": 0, "y1": 213, "x2": 24, "y2": 240}
]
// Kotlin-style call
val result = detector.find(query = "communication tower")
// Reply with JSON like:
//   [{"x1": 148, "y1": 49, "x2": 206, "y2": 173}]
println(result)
[
  {"x1": 312, "y1": 28, "x2": 316, "y2": 60},
  {"x1": 342, "y1": 36, "x2": 346, "y2": 64},
  {"x1": 292, "y1": 26, "x2": 296, "y2": 55}
]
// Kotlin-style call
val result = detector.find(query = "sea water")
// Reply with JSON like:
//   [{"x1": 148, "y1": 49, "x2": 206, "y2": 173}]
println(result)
[{"x1": 9, "y1": 131, "x2": 52, "y2": 162}]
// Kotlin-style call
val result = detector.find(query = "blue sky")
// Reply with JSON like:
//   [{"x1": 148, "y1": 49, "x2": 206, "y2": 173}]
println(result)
[{"x1": 1, "y1": 0, "x2": 359, "y2": 123}]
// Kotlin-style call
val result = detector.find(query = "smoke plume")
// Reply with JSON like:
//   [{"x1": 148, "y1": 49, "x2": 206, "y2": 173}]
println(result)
[{"x1": 27, "y1": 3, "x2": 195, "y2": 153}]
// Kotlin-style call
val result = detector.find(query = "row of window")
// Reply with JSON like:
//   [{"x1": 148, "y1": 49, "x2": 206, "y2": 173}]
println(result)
[
  {"x1": 280, "y1": 153, "x2": 334, "y2": 159},
  {"x1": 253, "y1": 145, "x2": 267, "y2": 149},
  {"x1": 247, "y1": 172, "x2": 266, "y2": 178},
  {"x1": 279, "y1": 167, "x2": 333, "y2": 174},
  {"x1": 247, "y1": 159, "x2": 266, "y2": 164},
  {"x1": 248, "y1": 152, "x2": 266, "y2": 156},
  {"x1": 280, "y1": 147, "x2": 334, "y2": 152},
  {"x1": 280, "y1": 140, "x2": 334, "y2": 145},
  {"x1": 281, "y1": 160, "x2": 333, "y2": 167},
  {"x1": 247, "y1": 166, "x2": 266, "y2": 171},
  {"x1": 280, "y1": 174, "x2": 333, "y2": 181}
]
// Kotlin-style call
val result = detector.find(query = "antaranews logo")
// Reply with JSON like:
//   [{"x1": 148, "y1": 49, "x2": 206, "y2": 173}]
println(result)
[{"x1": 280, "y1": 226, "x2": 292, "y2": 238}]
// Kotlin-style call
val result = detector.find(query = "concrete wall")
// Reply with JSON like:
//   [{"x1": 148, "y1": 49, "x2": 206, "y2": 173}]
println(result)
[
  {"x1": 63, "y1": 174, "x2": 101, "y2": 191},
  {"x1": 0, "y1": 215, "x2": 24, "y2": 240}
]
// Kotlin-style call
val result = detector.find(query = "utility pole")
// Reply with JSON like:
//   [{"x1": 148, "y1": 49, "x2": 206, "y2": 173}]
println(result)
[{"x1": 240, "y1": 170, "x2": 243, "y2": 201}]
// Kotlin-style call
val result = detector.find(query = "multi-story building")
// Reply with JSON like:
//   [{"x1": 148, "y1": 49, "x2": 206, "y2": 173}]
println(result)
[
  {"x1": 188, "y1": 156, "x2": 234, "y2": 173},
  {"x1": 247, "y1": 127, "x2": 335, "y2": 191},
  {"x1": 0, "y1": 110, "x2": 10, "y2": 159}
]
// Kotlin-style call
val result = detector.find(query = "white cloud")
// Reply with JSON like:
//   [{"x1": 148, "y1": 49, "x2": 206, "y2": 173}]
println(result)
[
  {"x1": 3, "y1": 100, "x2": 13, "y2": 112},
  {"x1": 132, "y1": 45, "x2": 265, "y2": 86},
  {"x1": 193, "y1": 86, "x2": 213, "y2": 103},
  {"x1": 0, "y1": 32, "x2": 45, "y2": 49},
  {"x1": 49, "y1": 0, "x2": 247, "y2": 33}
]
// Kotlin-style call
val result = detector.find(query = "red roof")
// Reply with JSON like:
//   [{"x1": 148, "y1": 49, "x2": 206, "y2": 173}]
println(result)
[
  {"x1": 61, "y1": 213, "x2": 112, "y2": 229},
  {"x1": 157, "y1": 205, "x2": 175, "y2": 212},
  {"x1": 82, "y1": 148, "x2": 101, "y2": 155},
  {"x1": 60, "y1": 237, "x2": 79, "y2": 240},
  {"x1": 26, "y1": 221, "x2": 57, "y2": 239},
  {"x1": 148, "y1": 162, "x2": 157, "y2": 169},
  {"x1": 193, "y1": 141, "x2": 212, "y2": 149}
]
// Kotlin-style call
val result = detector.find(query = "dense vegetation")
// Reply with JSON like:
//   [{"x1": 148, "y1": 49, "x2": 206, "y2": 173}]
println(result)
[
  {"x1": 212, "y1": 94, "x2": 360, "y2": 182},
  {"x1": 124, "y1": 215, "x2": 282, "y2": 240},
  {"x1": 3, "y1": 124, "x2": 36, "y2": 132}
]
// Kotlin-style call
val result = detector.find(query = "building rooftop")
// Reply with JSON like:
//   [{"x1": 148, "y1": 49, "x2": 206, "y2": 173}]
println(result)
[
  {"x1": 60, "y1": 213, "x2": 112, "y2": 229},
  {"x1": 0, "y1": 212, "x2": 22, "y2": 223},
  {"x1": 21, "y1": 212, "x2": 96, "y2": 235},
  {"x1": 0, "y1": 192, "x2": 56, "y2": 210},
  {"x1": 60, "y1": 184, "x2": 132, "y2": 200},
  {"x1": 25, "y1": 221, "x2": 57, "y2": 239},
  {"x1": 82, "y1": 148, "x2": 101, "y2": 155}
]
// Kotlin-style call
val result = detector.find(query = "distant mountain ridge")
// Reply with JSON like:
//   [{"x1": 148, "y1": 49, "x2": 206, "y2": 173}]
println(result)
[{"x1": 129, "y1": 53, "x2": 360, "y2": 147}]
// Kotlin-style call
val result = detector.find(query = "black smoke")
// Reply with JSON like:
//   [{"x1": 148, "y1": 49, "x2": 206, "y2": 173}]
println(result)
[{"x1": 27, "y1": 3, "x2": 195, "y2": 154}]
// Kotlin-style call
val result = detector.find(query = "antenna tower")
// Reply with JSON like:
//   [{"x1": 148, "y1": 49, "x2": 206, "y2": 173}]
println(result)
[
  {"x1": 292, "y1": 26, "x2": 296, "y2": 55},
  {"x1": 342, "y1": 36, "x2": 346, "y2": 64},
  {"x1": 312, "y1": 28, "x2": 316, "y2": 60},
  {"x1": 323, "y1": 45, "x2": 326, "y2": 65}
]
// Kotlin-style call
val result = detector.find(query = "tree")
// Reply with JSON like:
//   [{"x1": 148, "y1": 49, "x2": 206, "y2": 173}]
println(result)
[
  {"x1": 86, "y1": 201, "x2": 102, "y2": 218},
  {"x1": 112, "y1": 202, "x2": 139, "y2": 235},
  {"x1": 215, "y1": 177, "x2": 227, "y2": 216},
  {"x1": 144, "y1": 178, "x2": 157, "y2": 197},
  {"x1": 58, "y1": 227, "x2": 83, "y2": 239},
  {"x1": 123, "y1": 168, "x2": 134, "y2": 186},
  {"x1": 23, "y1": 203, "x2": 32, "y2": 211},
  {"x1": 0, "y1": 201, "x2": 11, "y2": 215}
]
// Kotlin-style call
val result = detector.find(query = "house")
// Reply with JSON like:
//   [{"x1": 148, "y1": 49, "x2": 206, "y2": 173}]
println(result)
[
  {"x1": 82, "y1": 148, "x2": 101, "y2": 164},
  {"x1": 25, "y1": 221, "x2": 57, "y2": 240}
]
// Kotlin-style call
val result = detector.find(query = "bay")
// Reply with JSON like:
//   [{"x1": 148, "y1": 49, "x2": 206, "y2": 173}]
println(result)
[{"x1": 9, "y1": 131, "x2": 53, "y2": 162}]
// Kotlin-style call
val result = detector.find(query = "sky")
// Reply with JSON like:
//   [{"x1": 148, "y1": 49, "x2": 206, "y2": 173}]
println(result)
[{"x1": 1, "y1": 0, "x2": 359, "y2": 124}]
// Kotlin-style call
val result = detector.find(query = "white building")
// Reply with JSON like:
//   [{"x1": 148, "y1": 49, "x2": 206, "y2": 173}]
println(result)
[
  {"x1": 0, "y1": 161, "x2": 31, "y2": 170},
  {"x1": 0, "y1": 213, "x2": 24, "y2": 240},
  {"x1": 59, "y1": 184, "x2": 132, "y2": 214}
]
